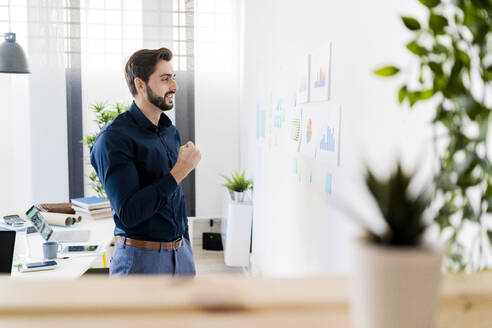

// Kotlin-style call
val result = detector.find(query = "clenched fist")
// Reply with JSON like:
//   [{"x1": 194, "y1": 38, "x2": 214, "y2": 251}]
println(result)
[{"x1": 170, "y1": 141, "x2": 201, "y2": 184}]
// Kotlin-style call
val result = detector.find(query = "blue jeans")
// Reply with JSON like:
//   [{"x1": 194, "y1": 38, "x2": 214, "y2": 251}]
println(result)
[{"x1": 109, "y1": 237, "x2": 196, "y2": 276}]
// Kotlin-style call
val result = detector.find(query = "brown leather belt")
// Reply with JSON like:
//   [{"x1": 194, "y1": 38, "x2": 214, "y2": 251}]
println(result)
[{"x1": 115, "y1": 236, "x2": 183, "y2": 250}]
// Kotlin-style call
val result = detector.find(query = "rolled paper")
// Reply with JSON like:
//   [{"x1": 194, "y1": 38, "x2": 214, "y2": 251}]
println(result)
[{"x1": 41, "y1": 212, "x2": 83, "y2": 227}]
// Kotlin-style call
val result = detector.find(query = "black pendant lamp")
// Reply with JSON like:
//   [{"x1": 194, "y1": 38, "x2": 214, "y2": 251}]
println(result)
[{"x1": 0, "y1": 0, "x2": 30, "y2": 74}]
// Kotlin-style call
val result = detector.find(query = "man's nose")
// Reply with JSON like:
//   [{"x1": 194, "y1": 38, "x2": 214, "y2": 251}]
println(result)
[{"x1": 170, "y1": 79, "x2": 178, "y2": 92}]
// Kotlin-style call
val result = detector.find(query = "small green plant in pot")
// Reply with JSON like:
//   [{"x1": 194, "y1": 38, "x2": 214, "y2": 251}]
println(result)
[
  {"x1": 221, "y1": 170, "x2": 254, "y2": 202},
  {"x1": 348, "y1": 162, "x2": 442, "y2": 328}
]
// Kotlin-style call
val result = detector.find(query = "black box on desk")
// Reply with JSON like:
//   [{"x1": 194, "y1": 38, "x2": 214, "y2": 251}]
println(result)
[{"x1": 202, "y1": 232, "x2": 223, "y2": 251}]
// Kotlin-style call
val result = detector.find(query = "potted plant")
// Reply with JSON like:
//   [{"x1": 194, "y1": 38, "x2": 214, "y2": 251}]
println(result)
[
  {"x1": 374, "y1": 0, "x2": 492, "y2": 271},
  {"x1": 221, "y1": 170, "x2": 254, "y2": 202},
  {"x1": 349, "y1": 163, "x2": 442, "y2": 328},
  {"x1": 83, "y1": 102, "x2": 129, "y2": 198}
]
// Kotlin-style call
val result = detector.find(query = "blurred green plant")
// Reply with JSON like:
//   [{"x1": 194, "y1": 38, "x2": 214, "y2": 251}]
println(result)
[
  {"x1": 364, "y1": 163, "x2": 432, "y2": 247},
  {"x1": 374, "y1": 0, "x2": 492, "y2": 271},
  {"x1": 82, "y1": 102, "x2": 129, "y2": 199},
  {"x1": 221, "y1": 170, "x2": 254, "y2": 192}
]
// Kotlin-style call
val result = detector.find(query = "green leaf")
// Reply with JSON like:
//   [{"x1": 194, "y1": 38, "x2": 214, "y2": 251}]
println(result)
[
  {"x1": 428, "y1": 61, "x2": 444, "y2": 75},
  {"x1": 418, "y1": 0, "x2": 440, "y2": 8},
  {"x1": 472, "y1": 23, "x2": 488, "y2": 45},
  {"x1": 433, "y1": 75, "x2": 447, "y2": 91},
  {"x1": 455, "y1": 95, "x2": 482, "y2": 120},
  {"x1": 485, "y1": 184, "x2": 492, "y2": 211},
  {"x1": 432, "y1": 43, "x2": 448, "y2": 54},
  {"x1": 439, "y1": 201, "x2": 459, "y2": 216},
  {"x1": 456, "y1": 49, "x2": 471, "y2": 68},
  {"x1": 420, "y1": 89, "x2": 435, "y2": 100},
  {"x1": 374, "y1": 65, "x2": 400, "y2": 77},
  {"x1": 450, "y1": 252, "x2": 463, "y2": 265},
  {"x1": 443, "y1": 61, "x2": 464, "y2": 96},
  {"x1": 405, "y1": 89, "x2": 436, "y2": 107},
  {"x1": 478, "y1": 114, "x2": 490, "y2": 140},
  {"x1": 484, "y1": 65, "x2": 492, "y2": 81},
  {"x1": 429, "y1": 13, "x2": 448, "y2": 34},
  {"x1": 487, "y1": 231, "x2": 492, "y2": 247},
  {"x1": 406, "y1": 40, "x2": 429, "y2": 56},
  {"x1": 457, "y1": 170, "x2": 481, "y2": 187},
  {"x1": 462, "y1": 203, "x2": 477, "y2": 222},
  {"x1": 398, "y1": 86, "x2": 407, "y2": 104},
  {"x1": 435, "y1": 172, "x2": 458, "y2": 191},
  {"x1": 401, "y1": 16, "x2": 421, "y2": 30},
  {"x1": 435, "y1": 215, "x2": 451, "y2": 232},
  {"x1": 407, "y1": 91, "x2": 420, "y2": 107}
]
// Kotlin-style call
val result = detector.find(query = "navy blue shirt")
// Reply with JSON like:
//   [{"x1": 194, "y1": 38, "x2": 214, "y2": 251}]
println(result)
[{"x1": 90, "y1": 101, "x2": 188, "y2": 242}]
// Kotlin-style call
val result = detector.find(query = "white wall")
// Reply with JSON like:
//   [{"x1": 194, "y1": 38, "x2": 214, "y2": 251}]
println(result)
[
  {"x1": 0, "y1": 75, "x2": 33, "y2": 213},
  {"x1": 195, "y1": 0, "x2": 241, "y2": 218},
  {"x1": 240, "y1": 0, "x2": 436, "y2": 276},
  {"x1": 195, "y1": 72, "x2": 240, "y2": 217},
  {"x1": 27, "y1": 48, "x2": 69, "y2": 204},
  {"x1": 0, "y1": 1, "x2": 69, "y2": 216}
]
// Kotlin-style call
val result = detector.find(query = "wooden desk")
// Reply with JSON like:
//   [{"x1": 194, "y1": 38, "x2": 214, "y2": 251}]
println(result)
[{"x1": 0, "y1": 273, "x2": 491, "y2": 327}]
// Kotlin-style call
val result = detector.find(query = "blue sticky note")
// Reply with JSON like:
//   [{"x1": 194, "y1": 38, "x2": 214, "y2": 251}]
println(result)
[
  {"x1": 325, "y1": 172, "x2": 332, "y2": 194},
  {"x1": 307, "y1": 165, "x2": 313, "y2": 183}
]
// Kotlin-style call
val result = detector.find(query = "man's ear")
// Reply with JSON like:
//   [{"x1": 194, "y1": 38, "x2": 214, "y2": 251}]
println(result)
[{"x1": 134, "y1": 77, "x2": 146, "y2": 95}]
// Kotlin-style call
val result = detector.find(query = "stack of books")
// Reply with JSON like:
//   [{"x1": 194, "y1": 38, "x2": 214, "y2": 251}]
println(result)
[{"x1": 71, "y1": 196, "x2": 112, "y2": 220}]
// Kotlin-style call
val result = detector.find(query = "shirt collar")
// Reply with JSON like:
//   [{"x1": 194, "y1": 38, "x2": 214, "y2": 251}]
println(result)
[{"x1": 128, "y1": 101, "x2": 172, "y2": 132}]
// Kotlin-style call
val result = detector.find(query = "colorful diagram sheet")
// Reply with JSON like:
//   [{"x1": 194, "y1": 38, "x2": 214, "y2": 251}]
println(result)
[{"x1": 309, "y1": 42, "x2": 332, "y2": 103}]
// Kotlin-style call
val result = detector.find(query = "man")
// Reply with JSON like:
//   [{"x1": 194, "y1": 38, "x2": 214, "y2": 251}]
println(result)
[{"x1": 90, "y1": 48, "x2": 201, "y2": 276}]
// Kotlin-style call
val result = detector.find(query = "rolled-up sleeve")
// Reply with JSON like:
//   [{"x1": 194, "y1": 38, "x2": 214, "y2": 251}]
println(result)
[{"x1": 90, "y1": 130, "x2": 178, "y2": 229}]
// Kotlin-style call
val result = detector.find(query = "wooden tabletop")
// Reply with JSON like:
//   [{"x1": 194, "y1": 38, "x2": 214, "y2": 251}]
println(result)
[{"x1": 0, "y1": 273, "x2": 491, "y2": 327}]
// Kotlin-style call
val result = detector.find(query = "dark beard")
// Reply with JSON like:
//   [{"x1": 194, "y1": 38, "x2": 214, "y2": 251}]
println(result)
[{"x1": 146, "y1": 83, "x2": 174, "y2": 111}]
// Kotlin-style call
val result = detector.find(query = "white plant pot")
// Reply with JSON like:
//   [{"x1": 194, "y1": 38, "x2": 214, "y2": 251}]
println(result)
[
  {"x1": 350, "y1": 238, "x2": 442, "y2": 328},
  {"x1": 229, "y1": 190, "x2": 246, "y2": 202}
]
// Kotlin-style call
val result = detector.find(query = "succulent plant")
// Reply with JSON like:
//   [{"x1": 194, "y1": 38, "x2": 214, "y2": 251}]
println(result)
[{"x1": 364, "y1": 163, "x2": 432, "y2": 247}]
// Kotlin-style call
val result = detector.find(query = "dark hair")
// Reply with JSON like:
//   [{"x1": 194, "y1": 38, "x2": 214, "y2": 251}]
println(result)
[{"x1": 124, "y1": 48, "x2": 173, "y2": 97}]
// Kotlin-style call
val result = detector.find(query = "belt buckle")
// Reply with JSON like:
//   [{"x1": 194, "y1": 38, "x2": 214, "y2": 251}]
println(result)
[{"x1": 173, "y1": 236, "x2": 182, "y2": 248}]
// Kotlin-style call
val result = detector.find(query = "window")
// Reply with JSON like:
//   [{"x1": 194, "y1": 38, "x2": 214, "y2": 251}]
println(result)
[{"x1": 195, "y1": 0, "x2": 235, "y2": 72}]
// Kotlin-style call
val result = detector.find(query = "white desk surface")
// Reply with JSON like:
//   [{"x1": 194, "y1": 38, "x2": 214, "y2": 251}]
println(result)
[{"x1": 10, "y1": 217, "x2": 115, "y2": 280}]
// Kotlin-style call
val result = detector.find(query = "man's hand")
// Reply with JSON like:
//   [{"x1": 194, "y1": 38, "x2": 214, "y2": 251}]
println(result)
[{"x1": 170, "y1": 141, "x2": 202, "y2": 184}]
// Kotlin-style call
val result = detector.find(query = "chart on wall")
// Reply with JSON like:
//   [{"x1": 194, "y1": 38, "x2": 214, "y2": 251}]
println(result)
[
  {"x1": 297, "y1": 55, "x2": 310, "y2": 104},
  {"x1": 256, "y1": 104, "x2": 267, "y2": 143},
  {"x1": 299, "y1": 108, "x2": 319, "y2": 159},
  {"x1": 315, "y1": 103, "x2": 341, "y2": 167},
  {"x1": 284, "y1": 107, "x2": 303, "y2": 153},
  {"x1": 309, "y1": 42, "x2": 332, "y2": 103}
]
